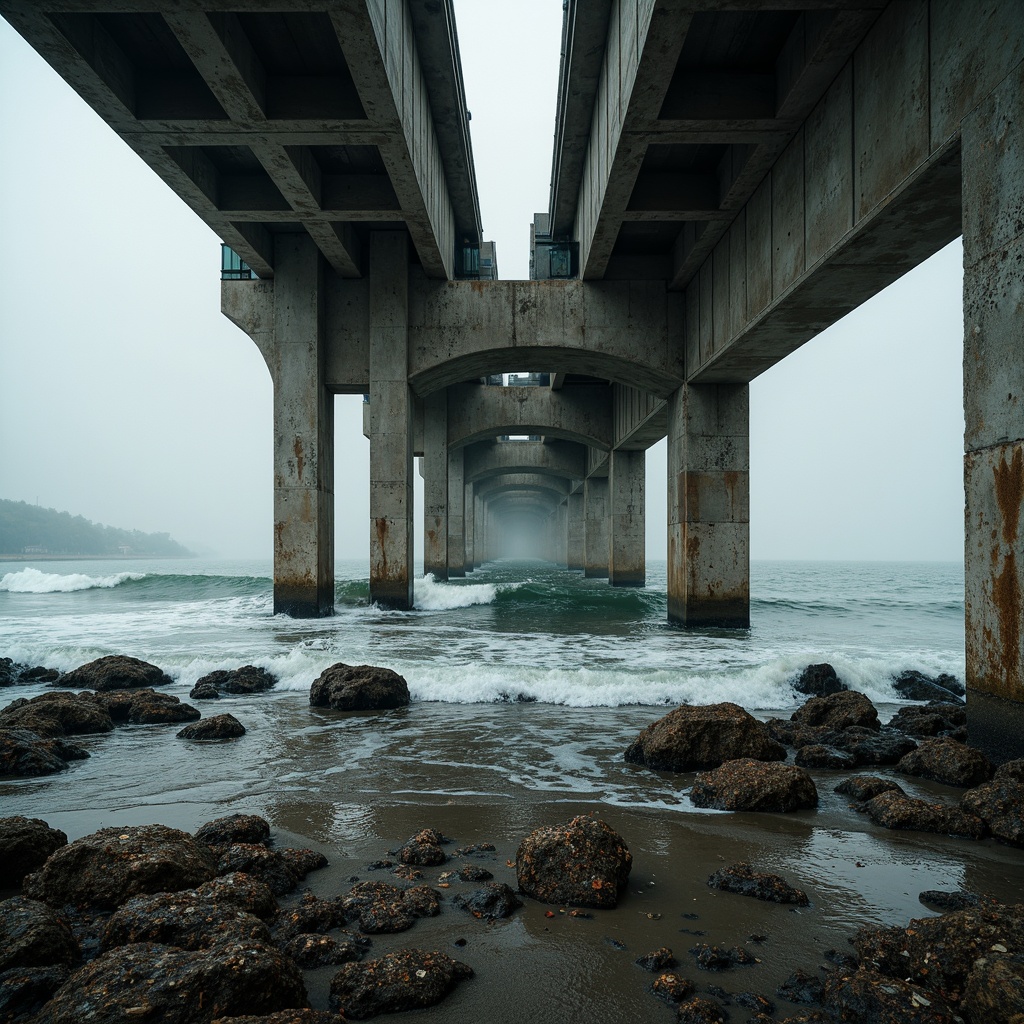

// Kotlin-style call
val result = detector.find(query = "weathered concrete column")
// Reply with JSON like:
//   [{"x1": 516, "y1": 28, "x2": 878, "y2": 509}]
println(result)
[
  {"x1": 464, "y1": 481, "x2": 475, "y2": 572},
  {"x1": 584, "y1": 476, "x2": 609, "y2": 578},
  {"x1": 668, "y1": 384, "x2": 749, "y2": 627},
  {"x1": 269, "y1": 236, "x2": 334, "y2": 617},
  {"x1": 423, "y1": 390, "x2": 448, "y2": 579},
  {"x1": 566, "y1": 491, "x2": 584, "y2": 570},
  {"x1": 447, "y1": 448, "x2": 466, "y2": 577},
  {"x1": 963, "y1": 62, "x2": 1024, "y2": 762},
  {"x1": 369, "y1": 232, "x2": 413, "y2": 609},
  {"x1": 477, "y1": 495, "x2": 488, "y2": 564},
  {"x1": 609, "y1": 449, "x2": 645, "y2": 587}
]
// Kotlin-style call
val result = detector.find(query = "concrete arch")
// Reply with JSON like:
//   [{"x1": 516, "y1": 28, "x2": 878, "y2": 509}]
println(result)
[
  {"x1": 447, "y1": 382, "x2": 613, "y2": 451},
  {"x1": 476, "y1": 474, "x2": 570, "y2": 503},
  {"x1": 408, "y1": 277, "x2": 684, "y2": 398},
  {"x1": 463, "y1": 439, "x2": 587, "y2": 486}
]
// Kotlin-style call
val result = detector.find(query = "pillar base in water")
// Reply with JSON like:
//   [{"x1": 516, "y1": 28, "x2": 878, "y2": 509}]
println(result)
[
  {"x1": 967, "y1": 690, "x2": 1024, "y2": 764},
  {"x1": 274, "y1": 584, "x2": 333, "y2": 618}
]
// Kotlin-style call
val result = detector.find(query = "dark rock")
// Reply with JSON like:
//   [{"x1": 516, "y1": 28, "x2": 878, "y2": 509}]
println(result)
[
  {"x1": 0, "y1": 728, "x2": 88, "y2": 777},
  {"x1": 834, "y1": 775, "x2": 906, "y2": 803},
  {"x1": 652, "y1": 972, "x2": 696, "y2": 1003},
  {"x1": 707, "y1": 863, "x2": 809, "y2": 906},
  {"x1": 793, "y1": 663, "x2": 847, "y2": 696},
  {"x1": 195, "y1": 813, "x2": 271, "y2": 848},
  {"x1": 896, "y1": 737, "x2": 994, "y2": 787},
  {"x1": 33, "y1": 940, "x2": 307, "y2": 1024},
  {"x1": 676, "y1": 996, "x2": 730, "y2": 1023},
  {"x1": 823, "y1": 948, "x2": 859, "y2": 972},
  {"x1": 1, "y1": 659, "x2": 61, "y2": 687},
  {"x1": 398, "y1": 827, "x2": 447, "y2": 866},
  {"x1": 888, "y1": 703, "x2": 966, "y2": 738},
  {"x1": 735, "y1": 992, "x2": 775, "y2": 1015},
  {"x1": 340, "y1": 882, "x2": 441, "y2": 933},
  {"x1": 690, "y1": 944, "x2": 757, "y2": 971},
  {"x1": 635, "y1": 947, "x2": 677, "y2": 971},
  {"x1": 624, "y1": 702, "x2": 786, "y2": 772},
  {"x1": 273, "y1": 891, "x2": 348, "y2": 938},
  {"x1": 962, "y1": 774, "x2": 1024, "y2": 846},
  {"x1": 177, "y1": 714, "x2": 245, "y2": 739},
  {"x1": 853, "y1": 903, "x2": 1024, "y2": 997},
  {"x1": 823, "y1": 969, "x2": 956, "y2": 1024},
  {"x1": 281, "y1": 932, "x2": 366, "y2": 968},
  {"x1": 0, "y1": 964, "x2": 71, "y2": 1022},
  {"x1": 211, "y1": 1013, "x2": 340, "y2": 1024},
  {"x1": 454, "y1": 842, "x2": 495, "y2": 856},
  {"x1": 791, "y1": 690, "x2": 879, "y2": 732},
  {"x1": 918, "y1": 889, "x2": 990, "y2": 912},
  {"x1": 280, "y1": 848, "x2": 328, "y2": 880},
  {"x1": 99, "y1": 888, "x2": 271, "y2": 952},
  {"x1": 827, "y1": 727, "x2": 918, "y2": 766},
  {"x1": 195, "y1": 873, "x2": 279, "y2": 920},
  {"x1": 457, "y1": 864, "x2": 493, "y2": 882},
  {"x1": 795, "y1": 744, "x2": 856, "y2": 769},
  {"x1": 309, "y1": 663, "x2": 410, "y2": 711},
  {"x1": 864, "y1": 790, "x2": 986, "y2": 839},
  {"x1": 0, "y1": 657, "x2": 19, "y2": 686},
  {"x1": 452, "y1": 882, "x2": 521, "y2": 920},
  {"x1": 189, "y1": 681, "x2": 221, "y2": 700},
  {"x1": 964, "y1": 955, "x2": 1024, "y2": 1024},
  {"x1": 328, "y1": 948, "x2": 472, "y2": 1019},
  {"x1": 194, "y1": 665, "x2": 277, "y2": 697},
  {"x1": 61, "y1": 655, "x2": 172, "y2": 692},
  {"x1": 776, "y1": 969, "x2": 824, "y2": 1005},
  {"x1": 764, "y1": 718, "x2": 820, "y2": 747},
  {"x1": 0, "y1": 897, "x2": 80, "y2": 972},
  {"x1": 691, "y1": 759, "x2": 818, "y2": 813},
  {"x1": 892, "y1": 669, "x2": 965, "y2": 702},
  {"x1": 120, "y1": 690, "x2": 200, "y2": 726},
  {"x1": 23, "y1": 824, "x2": 217, "y2": 910},
  {"x1": 515, "y1": 815, "x2": 632, "y2": 909},
  {"x1": 0, "y1": 691, "x2": 114, "y2": 737},
  {"x1": 995, "y1": 758, "x2": 1024, "y2": 782},
  {"x1": 216, "y1": 845, "x2": 304, "y2": 895},
  {"x1": 0, "y1": 816, "x2": 68, "y2": 888}
]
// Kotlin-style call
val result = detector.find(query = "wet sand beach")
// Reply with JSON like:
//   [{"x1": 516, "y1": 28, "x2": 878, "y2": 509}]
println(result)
[{"x1": 4, "y1": 689, "x2": 1022, "y2": 1021}]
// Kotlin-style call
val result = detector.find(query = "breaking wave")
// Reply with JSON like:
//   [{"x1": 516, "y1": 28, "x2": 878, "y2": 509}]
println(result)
[{"x1": 0, "y1": 568, "x2": 146, "y2": 594}]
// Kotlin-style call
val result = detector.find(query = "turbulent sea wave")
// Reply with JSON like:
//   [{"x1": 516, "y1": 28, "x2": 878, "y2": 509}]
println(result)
[{"x1": 0, "y1": 557, "x2": 965, "y2": 711}]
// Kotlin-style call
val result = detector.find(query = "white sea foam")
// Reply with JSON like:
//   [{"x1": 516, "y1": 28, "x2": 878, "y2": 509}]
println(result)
[
  {"x1": 0, "y1": 568, "x2": 145, "y2": 594},
  {"x1": 411, "y1": 574, "x2": 497, "y2": 610}
]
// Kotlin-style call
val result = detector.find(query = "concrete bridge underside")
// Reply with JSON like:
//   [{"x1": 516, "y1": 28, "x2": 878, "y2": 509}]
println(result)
[{"x1": 4, "y1": 0, "x2": 1023, "y2": 759}]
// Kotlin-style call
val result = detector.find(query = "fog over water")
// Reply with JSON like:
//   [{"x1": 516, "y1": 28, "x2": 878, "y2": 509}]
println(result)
[{"x1": 0, "y1": 4, "x2": 964, "y2": 565}]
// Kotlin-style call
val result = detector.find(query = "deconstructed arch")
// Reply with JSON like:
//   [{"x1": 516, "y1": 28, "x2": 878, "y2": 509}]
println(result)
[
  {"x1": 408, "y1": 277, "x2": 684, "y2": 398},
  {"x1": 446, "y1": 382, "x2": 613, "y2": 450}
]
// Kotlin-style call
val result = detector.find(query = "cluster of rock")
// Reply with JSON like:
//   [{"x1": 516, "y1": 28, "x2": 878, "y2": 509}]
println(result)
[
  {"x1": 0, "y1": 656, "x2": 276, "y2": 778},
  {"x1": 621, "y1": 684, "x2": 1024, "y2": 846},
  {"x1": 189, "y1": 666, "x2": 277, "y2": 701},
  {"x1": 0, "y1": 658, "x2": 61, "y2": 687},
  {"x1": 309, "y1": 664, "x2": 410, "y2": 711}
]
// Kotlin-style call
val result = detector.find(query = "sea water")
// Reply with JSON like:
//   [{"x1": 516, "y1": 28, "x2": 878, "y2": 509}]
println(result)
[{"x1": 0, "y1": 557, "x2": 964, "y2": 709}]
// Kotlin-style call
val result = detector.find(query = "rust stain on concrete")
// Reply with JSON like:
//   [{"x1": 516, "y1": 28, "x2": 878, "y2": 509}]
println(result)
[
  {"x1": 293, "y1": 437, "x2": 305, "y2": 483},
  {"x1": 994, "y1": 447, "x2": 1023, "y2": 544}
]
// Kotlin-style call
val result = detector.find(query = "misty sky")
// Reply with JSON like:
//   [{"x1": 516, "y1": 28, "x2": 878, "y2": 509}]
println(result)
[{"x1": 0, "y1": 2, "x2": 965, "y2": 564}]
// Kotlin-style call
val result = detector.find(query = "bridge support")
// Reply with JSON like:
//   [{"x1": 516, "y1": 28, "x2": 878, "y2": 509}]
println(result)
[
  {"x1": 447, "y1": 449, "x2": 466, "y2": 577},
  {"x1": 566, "y1": 492, "x2": 585, "y2": 570},
  {"x1": 584, "y1": 477, "x2": 609, "y2": 578},
  {"x1": 964, "y1": 62, "x2": 1024, "y2": 762},
  {"x1": 423, "y1": 391, "x2": 448, "y2": 579},
  {"x1": 465, "y1": 482, "x2": 475, "y2": 571},
  {"x1": 369, "y1": 232, "x2": 414, "y2": 610},
  {"x1": 668, "y1": 383, "x2": 749, "y2": 627},
  {"x1": 270, "y1": 237, "x2": 334, "y2": 617},
  {"x1": 609, "y1": 450, "x2": 645, "y2": 587}
]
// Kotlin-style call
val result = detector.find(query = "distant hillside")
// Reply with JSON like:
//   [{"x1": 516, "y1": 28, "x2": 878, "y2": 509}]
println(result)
[{"x1": 0, "y1": 499, "x2": 193, "y2": 557}]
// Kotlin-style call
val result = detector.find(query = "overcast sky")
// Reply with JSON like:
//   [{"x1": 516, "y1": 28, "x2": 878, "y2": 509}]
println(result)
[{"x1": 0, "y1": 3, "x2": 964, "y2": 564}]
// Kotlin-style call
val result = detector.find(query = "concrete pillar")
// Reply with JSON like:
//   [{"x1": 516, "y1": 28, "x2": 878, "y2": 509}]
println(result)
[
  {"x1": 368, "y1": 232, "x2": 413, "y2": 610},
  {"x1": 557, "y1": 503, "x2": 568, "y2": 566},
  {"x1": 566, "y1": 491, "x2": 584, "y2": 570},
  {"x1": 668, "y1": 383, "x2": 749, "y2": 627},
  {"x1": 423, "y1": 391, "x2": 447, "y2": 579},
  {"x1": 477, "y1": 496, "x2": 488, "y2": 564},
  {"x1": 963, "y1": 62, "x2": 1024, "y2": 762},
  {"x1": 584, "y1": 476, "x2": 609, "y2": 578},
  {"x1": 447, "y1": 448, "x2": 466, "y2": 577},
  {"x1": 465, "y1": 481, "x2": 475, "y2": 571},
  {"x1": 609, "y1": 449, "x2": 646, "y2": 587},
  {"x1": 270, "y1": 236, "x2": 334, "y2": 617}
]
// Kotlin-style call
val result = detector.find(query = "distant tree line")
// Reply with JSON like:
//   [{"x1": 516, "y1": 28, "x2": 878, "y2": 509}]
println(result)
[{"x1": 0, "y1": 499, "x2": 193, "y2": 557}]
